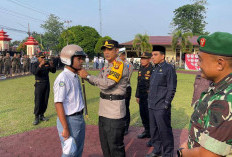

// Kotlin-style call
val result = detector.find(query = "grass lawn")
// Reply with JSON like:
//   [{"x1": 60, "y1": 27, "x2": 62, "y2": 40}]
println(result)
[{"x1": 0, "y1": 70, "x2": 195, "y2": 137}]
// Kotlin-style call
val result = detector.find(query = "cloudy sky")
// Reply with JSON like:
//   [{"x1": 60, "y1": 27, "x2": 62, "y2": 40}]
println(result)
[{"x1": 1, "y1": 0, "x2": 231, "y2": 43}]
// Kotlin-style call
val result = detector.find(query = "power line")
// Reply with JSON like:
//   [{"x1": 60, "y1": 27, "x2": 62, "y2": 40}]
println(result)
[
  {"x1": 7, "y1": 0, "x2": 49, "y2": 16},
  {"x1": 0, "y1": 24, "x2": 28, "y2": 34},
  {"x1": 0, "y1": 7, "x2": 44, "y2": 22}
]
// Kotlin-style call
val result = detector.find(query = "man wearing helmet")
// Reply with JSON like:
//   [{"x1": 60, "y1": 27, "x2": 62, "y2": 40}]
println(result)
[
  {"x1": 54, "y1": 45, "x2": 86, "y2": 157},
  {"x1": 79, "y1": 40, "x2": 129, "y2": 157},
  {"x1": 32, "y1": 52, "x2": 56, "y2": 125}
]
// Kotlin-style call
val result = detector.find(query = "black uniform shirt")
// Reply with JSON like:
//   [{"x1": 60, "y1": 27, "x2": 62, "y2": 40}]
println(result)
[
  {"x1": 148, "y1": 61, "x2": 177, "y2": 110},
  {"x1": 135, "y1": 63, "x2": 153, "y2": 98},
  {"x1": 32, "y1": 62, "x2": 56, "y2": 81}
]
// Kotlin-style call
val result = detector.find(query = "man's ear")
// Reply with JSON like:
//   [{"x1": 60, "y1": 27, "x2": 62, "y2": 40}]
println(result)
[{"x1": 217, "y1": 57, "x2": 226, "y2": 71}]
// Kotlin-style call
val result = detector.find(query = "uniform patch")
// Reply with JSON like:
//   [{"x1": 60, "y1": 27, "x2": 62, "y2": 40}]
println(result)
[
  {"x1": 108, "y1": 61, "x2": 123, "y2": 83},
  {"x1": 59, "y1": 81, "x2": 65, "y2": 87},
  {"x1": 200, "y1": 38, "x2": 206, "y2": 47}
]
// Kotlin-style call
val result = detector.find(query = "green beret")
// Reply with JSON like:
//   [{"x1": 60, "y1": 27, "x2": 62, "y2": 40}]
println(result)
[{"x1": 197, "y1": 32, "x2": 232, "y2": 57}]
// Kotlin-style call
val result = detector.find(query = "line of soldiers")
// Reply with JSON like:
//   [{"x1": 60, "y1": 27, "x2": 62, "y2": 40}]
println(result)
[{"x1": 0, "y1": 53, "x2": 31, "y2": 77}]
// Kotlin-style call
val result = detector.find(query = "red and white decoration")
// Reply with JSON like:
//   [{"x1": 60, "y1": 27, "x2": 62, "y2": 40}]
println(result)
[
  {"x1": 24, "y1": 36, "x2": 39, "y2": 58},
  {"x1": 185, "y1": 54, "x2": 200, "y2": 71},
  {"x1": 0, "y1": 29, "x2": 12, "y2": 51}
]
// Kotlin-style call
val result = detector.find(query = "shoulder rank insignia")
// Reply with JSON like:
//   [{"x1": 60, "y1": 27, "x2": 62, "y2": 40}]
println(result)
[{"x1": 147, "y1": 71, "x2": 150, "y2": 74}]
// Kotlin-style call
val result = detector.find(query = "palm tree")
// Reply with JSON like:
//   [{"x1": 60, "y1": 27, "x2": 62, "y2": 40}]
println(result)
[
  {"x1": 172, "y1": 30, "x2": 193, "y2": 68},
  {"x1": 133, "y1": 34, "x2": 152, "y2": 56}
]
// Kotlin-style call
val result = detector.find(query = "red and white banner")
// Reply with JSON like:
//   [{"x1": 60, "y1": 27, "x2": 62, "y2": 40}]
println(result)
[{"x1": 185, "y1": 54, "x2": 200, "y2": 71}]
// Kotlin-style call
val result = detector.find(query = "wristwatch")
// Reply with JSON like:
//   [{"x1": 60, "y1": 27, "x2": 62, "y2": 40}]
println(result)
[
  {"x1": 86, "y1": 74, "x2": 91, "y2": 80},
  {"x1": 177, "y1": 148, "x2": 185, "y2": 157}
]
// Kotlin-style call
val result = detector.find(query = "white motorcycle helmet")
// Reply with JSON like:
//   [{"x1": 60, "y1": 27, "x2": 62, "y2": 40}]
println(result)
[{"x1": 60, "y1": 44, "x2": 86, "y2": 66}]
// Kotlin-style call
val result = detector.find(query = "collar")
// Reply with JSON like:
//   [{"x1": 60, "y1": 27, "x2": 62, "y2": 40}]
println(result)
[
  {"x1": 208, "y1": 73, "x2": 232, "y2": 94},
  {"x1": 64, "y1": 68, "x2": 78, "y2": 78},
  {"x1": 155, "y1": 60, "x2": 166, "y2": 68}
]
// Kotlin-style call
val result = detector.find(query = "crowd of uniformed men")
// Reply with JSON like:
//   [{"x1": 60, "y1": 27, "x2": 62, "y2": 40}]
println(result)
[
  {"x1": 23, "y1": 31, "x2": 232, "y2": 157},
  {"x1": 0, "y1": 52, "x2": 63, "y2": 78}
]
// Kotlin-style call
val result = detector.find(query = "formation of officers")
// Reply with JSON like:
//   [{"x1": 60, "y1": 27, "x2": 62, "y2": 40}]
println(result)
[
  {"x1": 31, "y1": 32, "x2": 232, "y2": 157},
  {"x1": 0, "y1": 52, "x2": 63, "y2": 78}
]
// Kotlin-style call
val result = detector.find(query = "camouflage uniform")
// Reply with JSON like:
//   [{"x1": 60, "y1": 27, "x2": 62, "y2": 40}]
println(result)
[
  {"x1": 3, "y1": 56, "x2": 11, "y2": 76},
  {"x1": 16, "y1": 56, "x2": 21, "y2": 74},
  {"x1": 188, "y1": 73, "x2": 232, "y2": 156},
  {"x1": 0, "y1": 55, "x2": 3, "y2": 74},
  {"x1": 22, "y1": 57, "x2": 30, "y2": 74},
  {"x1": 12, "y1": 56, "x2": 18, "y2": 76}
]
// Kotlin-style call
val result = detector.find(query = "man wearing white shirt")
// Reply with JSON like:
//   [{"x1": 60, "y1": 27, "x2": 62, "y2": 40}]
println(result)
[{"x1": 54, "y1": 44, "x2": 86, "y2": 157}]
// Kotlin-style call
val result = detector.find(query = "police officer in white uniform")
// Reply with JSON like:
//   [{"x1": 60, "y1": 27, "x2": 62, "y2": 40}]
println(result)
[{"x1": 54, "y1": 44, "x2": 86, "y2": 157}]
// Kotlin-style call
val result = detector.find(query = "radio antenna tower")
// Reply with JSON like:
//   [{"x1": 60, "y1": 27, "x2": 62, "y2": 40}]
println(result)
[{"x1": 99, "y1": 0, "x2": 102, "y2": 36}]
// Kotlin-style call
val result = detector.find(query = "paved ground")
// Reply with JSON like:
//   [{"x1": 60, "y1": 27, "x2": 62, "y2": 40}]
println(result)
[{"x1": 0, "y1": 125, "x2": 188, "y2": 157}]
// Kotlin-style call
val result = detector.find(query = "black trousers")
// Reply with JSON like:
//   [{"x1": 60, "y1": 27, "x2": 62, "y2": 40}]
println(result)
[
  {"x1": 139, "y1": 95, "x2": 150, "y2": 132},
  {"x1": 34, "y1": 81, "x2": 50, "y2": 117},
  {"x1": 149, "y1": 108, "x2": 174, "y2": 157},
  {"x1": 125, "y1": 86, "x2": 131, "y2": 130},
  {"x1": 99, "y1": 116, "x2": 126, "y2": 157}
]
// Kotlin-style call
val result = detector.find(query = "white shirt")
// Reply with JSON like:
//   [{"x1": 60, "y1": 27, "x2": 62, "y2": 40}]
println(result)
[
  {"x1": 53, "y1": 68, "x2": 84, "y2": 115},
  {"x1": 85, "y1": 57, "x2": 89, "y2": 63}
]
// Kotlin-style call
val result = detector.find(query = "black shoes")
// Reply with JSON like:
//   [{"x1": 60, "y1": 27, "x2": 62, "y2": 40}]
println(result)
[
  {"x1": 137, "y1": 131, "x2": 151, "y2": 139},
  {"x1": 40, "y1": 115, "x2": 49, "y2": 121},
  {"x1": 33, "y1": 117, "x2": 39, "y2": 125},
  {"x1": 145, "y1": 152, "x2": 162, "y2": 157},
  {"x1": 33, "y1": 115, "x2": 49, "y2": 125}
]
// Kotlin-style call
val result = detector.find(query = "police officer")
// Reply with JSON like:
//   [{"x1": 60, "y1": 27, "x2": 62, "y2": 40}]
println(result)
[
  {"x1": 136, "y1": 52, "x2": 152, "y2": 140},
  {"x1": 118, "y1": 49, "x2": 134, "y2": 135},
  {"x1": 79, "y1": 40, "x2": 129, "y2": 157},
  {"x1": 32, "y1": 52, "x2": 56, "y2": 125},
  {"x1": 146, "y1": 51, "x2": 177, "y2": 157},
  {"x1": 54, "y1": 45, "x2": 86, "y2": 157},
  {"x1": 0, "y1": 54, "x2": 3, "y2": 74},
  {"x1": 178, "y1": 32, "x2": 232, "y2": 157},
  {"x1": 3, "y1": 53, "x2": 11, "y2": 77}
]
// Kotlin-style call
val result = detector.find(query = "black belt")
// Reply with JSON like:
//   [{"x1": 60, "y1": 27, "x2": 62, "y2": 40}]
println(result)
[
  {"x1": 100, "y1": 92, "x2": 125, "y2": 101},
  {"x1": 67, "y1": 110, "x2": 83, "y2": 116}
]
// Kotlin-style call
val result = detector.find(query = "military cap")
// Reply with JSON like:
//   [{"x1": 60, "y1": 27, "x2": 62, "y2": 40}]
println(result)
[
  {"x1": 140, "y1": 52, "x2": 152, "y2": 58},
  {"x1": 37, "y1": 52, "x2": 45, "y2": 58},
  {"x1": 197, "y1": 32, "x2": 232, "y2": 57},
  {"x1": 101, "y1": 40, "x2": 122, "y2": 50},
  {"x1": 118, "y1": 47, "x2": 126, "y2": 56}
]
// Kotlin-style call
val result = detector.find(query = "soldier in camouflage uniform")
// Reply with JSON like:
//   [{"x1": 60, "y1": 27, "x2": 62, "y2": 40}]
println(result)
[
  {"x1": 12, "y1": 53, "x2": 18, "y2": 76},
  {"x1": 178, "y1": 32, "x2": 232, "y2": 157},
  {"x1": 0, "y1": 54, "x2": 3, "y2": 74},
  {"x1": 22, "y1": 54, "x2": 30, "y2": 75},
  {"x1": 79, "y1": 40, "x2": 129, "y2": 157},
  {"x1": 3, "y1": 53, "x2": 11, "y2": 77},
  {"x1": 16, "y1": 54, "x2": 21, "y2": 75}
]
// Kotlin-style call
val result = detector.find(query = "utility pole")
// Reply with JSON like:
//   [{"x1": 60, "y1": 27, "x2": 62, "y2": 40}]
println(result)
[
  {"x1": 99, "y1": 0, "x2": 102, "y2": 36},
  {"x1": 64, "y1": 20, "x2": 72, "y2": 45},
  {"x1": 27, "y1": 23, "x2": 31, "y2": 36}
]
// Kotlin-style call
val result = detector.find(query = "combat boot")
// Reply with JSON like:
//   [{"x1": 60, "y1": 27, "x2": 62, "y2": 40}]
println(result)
[
  {"x1": 40, "y1": 115, "x2": 49, "y2": 121},
  {"x1": 137, "y1": 130, "x2": 150, "y2": 139},
  {"x1": 33, "y1": 116, "x2": 39, "y2": 125}
]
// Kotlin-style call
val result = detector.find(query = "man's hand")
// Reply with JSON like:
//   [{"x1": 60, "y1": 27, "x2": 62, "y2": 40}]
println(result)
[
  {"x1": 78, "y1": 69, "x2": 89, "y2": 79},
  {"x1": 136, "y1": 98, "x2": 140, "y2": 104},
  {"x1": 39, "y1": 59, "x2": 45, "y2": 68},
  {"x1": 62, "y1": 128, "x2": 70, "y2": 141},
  {"x1": 49, "y1": 60, "x2": 54, "y2": 67}
]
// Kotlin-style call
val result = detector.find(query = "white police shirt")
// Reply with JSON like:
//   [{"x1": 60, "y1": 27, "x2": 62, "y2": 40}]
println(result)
[{"x1": 54, "y1": 68, "x2": 84, "y2": 115}]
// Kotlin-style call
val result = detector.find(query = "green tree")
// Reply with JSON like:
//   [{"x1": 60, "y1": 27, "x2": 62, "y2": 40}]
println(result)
[
  {"x1": 58, "y1": 25, "x2": 100, "y2": 58},
  {"x1": 31, "y1": 32, "x2": 44, "y2": 50},
  {"x1": 16, "y1": 42, "x2": 26, "y2": 54},
  {"x1": 171, "y1": 3, "x2": 207, "y2": 35},
  {"x1": 10, "y1": 40, "x2": 21, "y2": 47},
  {"x1": 41, "y1": 14, "x2": 64, "y2": 53},
  {"x1": 172, "y1": 30, "x2": 193, "y2": 67},
  {"x1": 133, "y1": 34, "x2": 152, "y2": 56},
  {"x1": 94, "y1": 36, "x2": 112, "y2": 54}
]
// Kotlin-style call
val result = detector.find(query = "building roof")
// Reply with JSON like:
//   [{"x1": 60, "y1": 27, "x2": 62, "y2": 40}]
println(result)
[
  {"x1": 120, "y1": 36, "x2": 199, "y2": 46},
  {"x1": 24, "y1": 36, "x2": 39, "y2": 45},
  {"x1": 0, "y1": 29, "x2": 12, "y2": 41}
]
